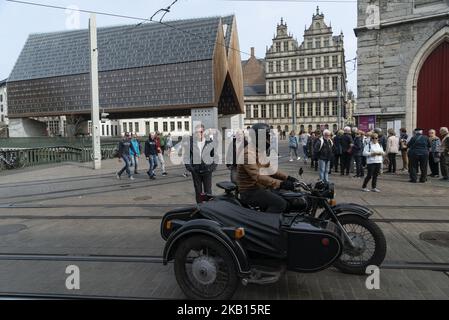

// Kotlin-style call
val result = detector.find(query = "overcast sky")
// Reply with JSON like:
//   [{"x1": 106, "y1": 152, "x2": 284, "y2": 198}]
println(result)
[{"x1": 0, "y1": 0, "x2": 358, "y2": 93}]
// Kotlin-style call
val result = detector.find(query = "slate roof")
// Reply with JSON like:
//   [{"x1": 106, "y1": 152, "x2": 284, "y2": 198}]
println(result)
[{"x1": 9, "y1": 16, "x2": 234, "y2": 82}]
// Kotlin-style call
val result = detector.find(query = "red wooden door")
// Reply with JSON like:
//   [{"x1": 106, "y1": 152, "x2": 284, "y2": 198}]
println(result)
[{"x1": 417, "y1": 41, "x2": 449, "y2": 135}]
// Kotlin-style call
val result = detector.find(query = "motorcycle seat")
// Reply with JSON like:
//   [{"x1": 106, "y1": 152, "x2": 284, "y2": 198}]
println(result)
[{"x1": 216, "y1": 181, "x2": 238, "y2": 193}]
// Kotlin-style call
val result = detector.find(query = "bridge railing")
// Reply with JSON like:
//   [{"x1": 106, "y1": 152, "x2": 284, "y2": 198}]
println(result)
[{"x1": 0, "y1": 144, "x2": 118, "y2": 172}]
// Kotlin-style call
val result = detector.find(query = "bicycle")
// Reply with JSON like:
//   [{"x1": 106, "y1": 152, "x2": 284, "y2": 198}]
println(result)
[{"x1": 0, "y1": 151, "x2": 25, "y2": 170}]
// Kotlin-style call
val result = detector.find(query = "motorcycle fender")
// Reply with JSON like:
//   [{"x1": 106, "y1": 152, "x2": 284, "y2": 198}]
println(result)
[
  {"x1": 163, "y1": 219, "x2": 251, "y2": 275},
  {"x1": 319, "y1": 203, "x2": 373, "y2": 220}
]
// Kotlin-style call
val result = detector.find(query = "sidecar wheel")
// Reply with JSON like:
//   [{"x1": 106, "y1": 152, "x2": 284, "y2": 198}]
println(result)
[
  {"x1": 174, "y1": 235, "x2": 239, "y2": 300},
  {"x1": 333, "y1": 215, "x2": 387, "y2": 275}
]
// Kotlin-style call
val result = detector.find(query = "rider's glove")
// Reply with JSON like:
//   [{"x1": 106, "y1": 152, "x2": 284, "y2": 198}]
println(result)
[
  {"x1": 287, "y1": 176, "x2": 298, "y2": 183},
  {"x1": 280, "y1": 180, "x2": 295, "y2": 191}
]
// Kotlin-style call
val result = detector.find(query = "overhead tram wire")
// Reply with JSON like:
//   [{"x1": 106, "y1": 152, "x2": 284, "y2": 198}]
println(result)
[
  {"x1": 7, "y1": 0, "x2": 357, "y2": 74},
  {"x1": 5, "y1": 0, "x2": 263, "y2": 60}
]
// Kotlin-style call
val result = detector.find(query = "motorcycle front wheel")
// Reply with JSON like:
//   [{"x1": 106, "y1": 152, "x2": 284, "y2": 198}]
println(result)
[
  {"x1": 174, "y1": 235, "x2": 240, "y2": 300},
  {"x1": 333, "y1": 215, "x2": 387, "y2": 275}
]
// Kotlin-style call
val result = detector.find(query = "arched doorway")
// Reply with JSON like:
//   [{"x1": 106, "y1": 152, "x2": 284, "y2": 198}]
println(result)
[{"x1": 416, "y1": 41, "x2": 449, "y2": 134}]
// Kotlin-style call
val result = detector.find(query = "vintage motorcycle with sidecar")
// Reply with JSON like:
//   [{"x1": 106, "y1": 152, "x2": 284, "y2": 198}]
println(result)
[{"x1": 160, "y1": 176, "x2": 387, "y2": 300}]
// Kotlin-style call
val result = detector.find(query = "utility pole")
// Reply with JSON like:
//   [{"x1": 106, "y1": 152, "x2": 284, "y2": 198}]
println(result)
[
  {"x1": 292, "y1": 80, "x2": 297, "y2": 132},
  {"x1": 89, "y1": 14, "x2": 101, "y2": 169}
]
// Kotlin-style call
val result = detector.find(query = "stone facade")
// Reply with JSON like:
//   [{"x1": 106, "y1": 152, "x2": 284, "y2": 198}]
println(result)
[
  {"x1": 355, "y1": 0, "x2": 449, "y2": 133},
  {"x1": 243, "y1": 8, "x2": 348, "y2": 134}
]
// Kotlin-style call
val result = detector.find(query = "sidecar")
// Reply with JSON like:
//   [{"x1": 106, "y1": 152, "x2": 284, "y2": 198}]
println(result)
[{"x1": 161, "y1": 199, "x2": 344, "y2": 300}]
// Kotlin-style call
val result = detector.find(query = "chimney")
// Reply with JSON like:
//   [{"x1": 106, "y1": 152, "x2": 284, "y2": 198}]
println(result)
[{"x1": 250, "y1": 47, "x2": 255, "y2": 57}]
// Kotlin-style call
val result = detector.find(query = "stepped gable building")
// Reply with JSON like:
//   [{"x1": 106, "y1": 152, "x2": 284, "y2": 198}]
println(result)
[
  {"x1": 244, "y1": 8, "x2": 348, "y2": 133},
  {"x1": 7, "y1": 16, "x2": 244, "y2": 136},
  {"x1": 355, "y1": 0, "x2": 449, "y2": 134}
]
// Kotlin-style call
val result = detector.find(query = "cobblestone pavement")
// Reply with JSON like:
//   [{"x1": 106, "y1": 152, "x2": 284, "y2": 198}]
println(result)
[{"x1": 0, "y1": 143, "x2": 448, "y2": 299}]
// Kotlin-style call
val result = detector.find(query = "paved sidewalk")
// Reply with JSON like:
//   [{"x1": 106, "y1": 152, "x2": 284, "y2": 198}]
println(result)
[{"x1": 0, "y1": 143, "x2": 448, "y2": 299}]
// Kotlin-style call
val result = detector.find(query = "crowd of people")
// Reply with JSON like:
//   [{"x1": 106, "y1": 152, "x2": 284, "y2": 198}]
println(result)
[
  {"x1": 115, "y1": 124, "x2": 449, "y2": 204},
  {"x1": 285, "y1": 126, "x2": 449, "y2": 192},
  {"x1": 116, "y1": 131, "x2": 172, "y2": 180}
]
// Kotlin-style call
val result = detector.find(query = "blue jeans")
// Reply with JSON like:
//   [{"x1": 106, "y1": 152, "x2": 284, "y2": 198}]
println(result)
[
  {"x1": 147, "y1": 155, "x2": 158, "y2": 177},
  {"x1": 118, "y1": 155, "x2": 132, "y2": 177},
  {"x1": 319, "y1": 160, "x2": 330, "y2": 182},
  {"x1": 130, "y1": 155, "x2": 139, "y2": 173}
]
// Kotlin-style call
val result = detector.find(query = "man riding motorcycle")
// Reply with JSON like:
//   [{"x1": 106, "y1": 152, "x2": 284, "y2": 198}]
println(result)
[{"x1": 237, "y1": 123, "x2": 297, "y2": 213}]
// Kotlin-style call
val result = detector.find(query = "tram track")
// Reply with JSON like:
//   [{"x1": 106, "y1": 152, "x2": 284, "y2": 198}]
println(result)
[{"x1": 0, "y1": 252, "x2": 448, "y2": 272}]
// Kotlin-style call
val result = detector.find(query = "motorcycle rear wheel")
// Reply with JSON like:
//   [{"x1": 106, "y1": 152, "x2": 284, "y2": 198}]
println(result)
[
  {"x1": 333, "y1": 215, "x2": 387, "y2": 275},
  {"x1": 174, "y1": 235, "x2": 239, "y2": 300}
]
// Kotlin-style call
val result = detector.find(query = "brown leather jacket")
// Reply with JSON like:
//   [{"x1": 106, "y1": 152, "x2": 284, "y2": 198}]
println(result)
[{"x1": 236, "y1": 145, "x2": 288, "y2": 192}]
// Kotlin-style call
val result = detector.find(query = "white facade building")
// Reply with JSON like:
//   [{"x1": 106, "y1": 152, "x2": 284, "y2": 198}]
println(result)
[{"x1": 244, "y1": 8, "x2": 348, "y2": 133}]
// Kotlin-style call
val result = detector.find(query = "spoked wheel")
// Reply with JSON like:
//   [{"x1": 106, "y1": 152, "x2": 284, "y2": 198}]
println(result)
[
  {"x1": 333, "y1": 215, "x2": 387, "y2": 275},
  {"x1": 174, "y1": 235, "x2": 239, "y2": 300}
]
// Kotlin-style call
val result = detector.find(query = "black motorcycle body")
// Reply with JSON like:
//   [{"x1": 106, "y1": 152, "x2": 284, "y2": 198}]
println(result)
[{"x1": 161, "y1": 181, "x2": 386, "y2": 299}]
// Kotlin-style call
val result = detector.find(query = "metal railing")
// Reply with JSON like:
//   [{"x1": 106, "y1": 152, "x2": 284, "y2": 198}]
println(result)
[{"x1": 0, "y1": 144, "x2": 118, "y2": 172}]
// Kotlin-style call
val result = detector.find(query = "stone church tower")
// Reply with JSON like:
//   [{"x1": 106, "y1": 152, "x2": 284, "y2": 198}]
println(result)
[{"x1": 355, "y1": 0, "x2": 449, "y2": 134}]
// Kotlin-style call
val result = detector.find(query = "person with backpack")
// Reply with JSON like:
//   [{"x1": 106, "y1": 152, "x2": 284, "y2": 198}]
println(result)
[
  {"x1": 362, "y1": 133, "x2": 385, "y2": 192},
  {"x1": 288, "y1": 130, "x2": 300, "y2": 162},
  {"x1": 314, "y1": 129, "x2": 334, "y2": 183}
]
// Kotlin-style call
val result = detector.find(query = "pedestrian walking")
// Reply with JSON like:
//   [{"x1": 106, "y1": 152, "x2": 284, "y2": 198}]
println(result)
[
  {"x1": 314, "y1": 129, "x2": 334, "y2": 183},
  {"x1": 362, "y1": 133, "x2": 385, "y2": 192},
  {"x1": 399, "y1": 128, "x2": 409, "y2": 171},
  {"x1": 116, "y1": 132, "x2": 137, "y2": 180},
  {"x1": 129, "y1": 133, "x2": 142, "y2": 174},
  {"x1": 288, "y1": 130, "x2": 300, "y2": 162},
  {"x1": 386, "y1": 129, "x2": 399, "y2": 174},
  {"x1": 407, "y1": 128, "x2": 431, "y2": 183},
  {"x1": 439, "y1": 127, "x2": 449, "y2": 181},
  {"x1": 428, "y1": 129, "x2": 441, "y2": 178},
  {"x1": 166, "y1": 133, "x2": 173, "y2": 153},
  {"x1": 144, "y1": 133, "x2": 159, "y2": 180},
  {"x1": 340, "y1": 127, "x2": 354, "y2": 176},
  {"x1": 185, "y1": 124, "x2": 218, "y2": 203},
  {"x1": 353, "y1": 130, "x2": 365, "y2": 178},
  {"x1": 155, "y1": 132, "x2": 168, "y2": 176}
]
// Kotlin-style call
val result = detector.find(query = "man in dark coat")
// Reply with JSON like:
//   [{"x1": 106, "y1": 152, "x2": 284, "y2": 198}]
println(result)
[
  {"x1": 185, "y1": 124, "x2": 218, "y2": 203},
  {"x1": 407, "y1": 128, "x2": 431, "y2": 183},
  {"x1": 340, "y1": 127, "x2": 354, "y2": 176}
]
